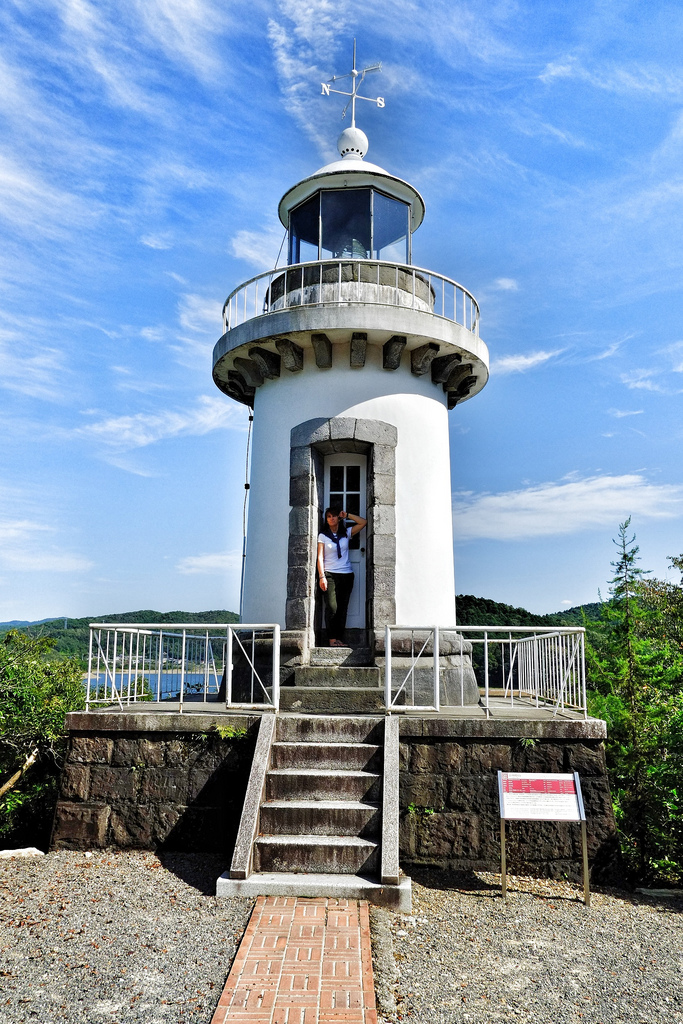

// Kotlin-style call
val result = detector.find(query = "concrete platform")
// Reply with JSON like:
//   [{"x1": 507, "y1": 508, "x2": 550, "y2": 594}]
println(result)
[
  {"x1": 216, "y1": 870, "x2": 412, "y2": 911},
  {"x1": 67, "y1": 701, "x2": 604, "y2": 739}
]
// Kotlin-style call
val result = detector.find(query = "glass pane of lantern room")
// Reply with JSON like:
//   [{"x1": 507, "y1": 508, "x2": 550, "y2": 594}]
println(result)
[
  {"x1": 372, "y1": 191, "x2": 409, "y2": 263},
  {"x1": 288, "y1": 193, "x2": 319, "y2": 264},
  {"x1": 321, "y1": 189, "x2": 371, "y2": 259}
]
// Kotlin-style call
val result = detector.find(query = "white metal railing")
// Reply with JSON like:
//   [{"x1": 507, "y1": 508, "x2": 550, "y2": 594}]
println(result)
[
  {"x1": 86, "y1": 623, "x2": 280, "y2": 713},
  {"x1": 384, "y1": 625, "x2": 587, "y2": 718},
  {"x1": 87, "y1": 622, "x2": 583, "y2": 718},
  {"x1": 222, "y1": 259, "x2": 480, "y2": 336},
  {"x1": 226, "y1": 624, "x2": 280, "y2": 711},
  {"x1": 455, "y1": 626, "x2": 586, "y2": 718},
  {"x1": 384, "y1": 626, "x2": 441, "y2": 712}
]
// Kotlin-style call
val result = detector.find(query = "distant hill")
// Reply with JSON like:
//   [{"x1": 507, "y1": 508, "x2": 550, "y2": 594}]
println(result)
[
  {"x1": 455, "y1": 594, "x2": 603, "y2": 628},
  {"x1": 2, "y1": 598, "x2": 604, "y2": 665},
  {"x1": 0, "y1": 617, "x2": 59, "y2": 629},
  {"x1": 0, "y1": 609, "x2": 239, "y2": 663},
  {"x1": 454, "y1": 595, "x2": 604, "y2": 683}
]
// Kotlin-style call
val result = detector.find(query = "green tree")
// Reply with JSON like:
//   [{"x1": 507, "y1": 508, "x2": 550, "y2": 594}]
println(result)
[
  {"x1": 637, "y1": 553, "x2": 683, "y2": 654},
  {"x1": 0, "y1": 631, "x2": 84, "y2": 847},
  {"x1": 586, "y1": 521, "x2": 683, "y2": 883}
]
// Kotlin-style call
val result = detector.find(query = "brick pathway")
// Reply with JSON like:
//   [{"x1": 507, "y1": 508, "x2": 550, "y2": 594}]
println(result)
[{"x1": 210, "y1": 896, "x2": 378, "y2": 1024}]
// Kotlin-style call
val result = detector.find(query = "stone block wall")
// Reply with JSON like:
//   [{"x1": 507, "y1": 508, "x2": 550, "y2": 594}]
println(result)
[
  {"x1": 51, "y1": 713, "x2": 258, "y2": 854},
  {"x1": 398, "y1": 720, "x2": 619, "y2": 882},
  {"x1": 51, "y1": 710, "x2": 620, "y2": 883}
]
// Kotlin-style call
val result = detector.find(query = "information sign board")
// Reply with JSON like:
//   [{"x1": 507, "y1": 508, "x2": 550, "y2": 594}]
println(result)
[
  {"x1": 497, "y1": 770, "x2": 590, "y2": 905},
  {"x1": 499, "y1": 772, "x2": 584, "y2": 822}
]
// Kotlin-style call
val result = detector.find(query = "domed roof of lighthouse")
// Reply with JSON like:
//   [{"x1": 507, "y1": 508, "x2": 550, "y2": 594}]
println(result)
[{"x1": 278, "y1": 124, "x2": 426, "y2": 232}]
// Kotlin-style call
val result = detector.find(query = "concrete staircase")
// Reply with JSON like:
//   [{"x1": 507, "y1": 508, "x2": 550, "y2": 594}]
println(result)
[
  {"x1": 216, "y1": 713, "x2": 411, "y2": 910},
  {"x1": 255, "y1": 716, "x2": 382, "y2": 875}
]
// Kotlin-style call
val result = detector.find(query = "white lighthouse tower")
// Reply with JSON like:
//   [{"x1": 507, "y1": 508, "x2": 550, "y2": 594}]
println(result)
[{"x1": 213, "y1": 50, "x2": 489, "y2": 669}]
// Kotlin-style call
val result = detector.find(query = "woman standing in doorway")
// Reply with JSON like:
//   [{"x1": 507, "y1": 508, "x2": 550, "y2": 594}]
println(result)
[{"x1": 317, "y1": 507, "x2": 367, "y2": 647}]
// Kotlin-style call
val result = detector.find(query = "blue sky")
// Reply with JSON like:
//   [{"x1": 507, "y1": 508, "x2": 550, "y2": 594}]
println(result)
[{"x1": 2, "y1": 0, "x2": 683, "y2": 620}]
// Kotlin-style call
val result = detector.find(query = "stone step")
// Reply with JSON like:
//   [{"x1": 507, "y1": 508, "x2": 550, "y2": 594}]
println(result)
[
  {"x1": 309, "y1": 647, "x2": 374, "y2": 667},
  {"x1": 253, "y1": 834, "x2": 379, "y2": 875},
  {"x1": 259, "y1": 799, "x2": 380, "y2": 837},
  {"x1": 294, "y1": 666, "x2": 381, "y2": 689},
  {"x1": 271, "y1": 741, "x2": 381, "y2": 771},
  {"x1": 216, "y1": 871, "x2": 412, "y2": 911},
  {"x1": 266, "y1": 769, "x2": 381, "y2": 803},
  {"x1": 276, "y1": 715, "x2": 383, "y2": 744},
  {"x1": 280, "y1": 687, "x2": 386, "y2": 714}
]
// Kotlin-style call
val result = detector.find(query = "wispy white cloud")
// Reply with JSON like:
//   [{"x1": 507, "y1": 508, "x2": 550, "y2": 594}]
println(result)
[
  {"x1": 0, "y1": 497, "x2": 93, "y2": 573},
  {"x1": 230, "y1": 226, "x2": 287, "y2": 270},
  {"x1": 172, "y1": 293, "x2": 224, "y2": 359},
  {"x1": 71, "y1": 395, "x2": 246, "y2": 451},
  {"x1": 0, "y1": 543, "x2": 93, "y2": 573},
  {"x1": 111, "y1": 365, "x2": 169, "y2": 394},
  {"x1": 176, "y1": 550, "x2": 241, "y2": 574},
  {"x1": 0, "y1": 153, "x2": 94, "y2": 239},
  {"x1": 491, "y1": 349, "x2": 563, "y2": 375},
  {"x1": 608, "y1": 408, "x2": 643, "y2": 418},
  {"x1": 177, "y1": 293, "x2": 222, "y2": 335},
  {"x1": 590, "y1": 341, "x2": 622, "y2": 361},
  {"x1": 99, "y1": 455, "x2": 159, "y2": 478},
  {"x1": 493, "y1": 277, "x2": 518, "y2": 291},
  {"x1": 608, "y1": 177, "x2": 683, "y2": 223},
  {"x1": 660, "y1": 340, "x2": 683, "y2": 372},
  {"x1": 365, "y1": 0, "x2": 515, "y2": 65},
  {"x1": 140, "y1": 232, "x2": 174, "y2": 249},
  {"x1": 0, "y1": 0, "x2": 238, "y2": 305},
  {"x1": 140, "y1": 327, "x2": 166, "y2": 342},
  {"x1": 165, "y1": 271, "x2": 188, "y2": 285},
  {"x1": 453, "y1": 474, "x2": 683, "y2": 541},
  {"x1": 268, "y1": 0, "x2": 351, "y2": 156},
  {"x1": 0, "y1": 329, "x2": 70, "y2": 401},
  {"x1": 510, "y1": 108, "x2": 589, "y2": 149},
  {"x1": 0, "y1": 518, "x2": 50, "y2": 545},
  {"x1": 48, "y1": 0, "x2": 230, "y2": 112},
  {"x1": 539, "y1": 57, "x2": 683, "y2": 98},
  {"x1": 620, "y1": 369, "x2": 669, "y2": 393},
  {"x1": 131, "y1": 0, "x2": 230, "y2": 80},
  {"x1": 430, "y1": 1, "x2": 514, "y2": 65},
  {"x1": 533, "y1": 120, "x2": 587, "y2": 149}
]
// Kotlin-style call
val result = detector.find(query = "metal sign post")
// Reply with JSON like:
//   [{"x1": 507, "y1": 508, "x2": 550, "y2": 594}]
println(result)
[
  {"x1": 500, "y1": 816, "x2": 507, "y2": 899},
  {"x1": 497, "y1": 771, "x2": 590, "y2": 906}
]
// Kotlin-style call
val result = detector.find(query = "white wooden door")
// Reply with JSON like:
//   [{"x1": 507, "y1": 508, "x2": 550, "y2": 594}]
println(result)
[{"x1": 324, "y1": 454, "x2": 367, "y2": 629}]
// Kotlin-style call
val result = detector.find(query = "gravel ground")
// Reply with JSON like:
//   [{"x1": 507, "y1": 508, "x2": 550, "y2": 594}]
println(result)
[
  {"x1": 0, "y1": 851, "x2": 253, "y2": 1024},
  {"x1": 382, "y1": 868, "x2": 683, "y2": 1024},
  {"x1": 2, "y1": 854, "x2": 682, "y2": 1024}
]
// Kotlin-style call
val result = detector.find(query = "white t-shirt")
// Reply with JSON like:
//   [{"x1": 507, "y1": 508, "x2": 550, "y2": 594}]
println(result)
[{"x1": 318, "y1": 530, "x2": 353, "y2": 573}]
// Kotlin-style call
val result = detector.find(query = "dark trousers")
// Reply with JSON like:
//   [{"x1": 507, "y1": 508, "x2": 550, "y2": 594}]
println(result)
[{"x1": 323, "y1": 572, "x2": 355, "y2": 641}]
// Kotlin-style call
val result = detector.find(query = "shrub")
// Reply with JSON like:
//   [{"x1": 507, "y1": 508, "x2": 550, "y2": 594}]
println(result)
[{"x1": 0, "y1": 631, "x2": 84, "y2": 848}]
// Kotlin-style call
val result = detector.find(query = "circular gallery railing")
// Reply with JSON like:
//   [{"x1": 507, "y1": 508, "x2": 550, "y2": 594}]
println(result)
[{"x1": 222, "y1": 259, "x2": 480, "y2": 337}]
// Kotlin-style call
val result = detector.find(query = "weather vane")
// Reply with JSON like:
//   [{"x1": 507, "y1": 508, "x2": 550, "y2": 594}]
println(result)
[{"x1": 321, "y1": 39, "x2": 384, "y2": 128}]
